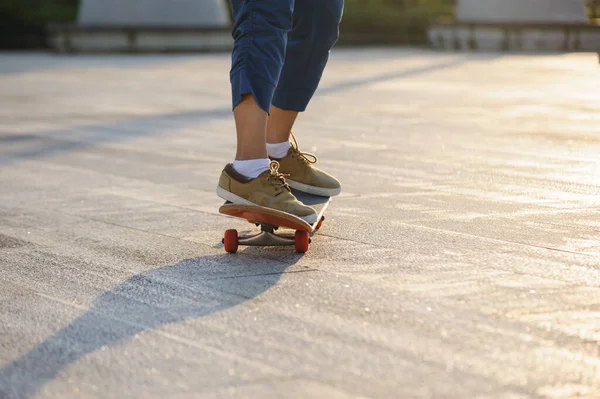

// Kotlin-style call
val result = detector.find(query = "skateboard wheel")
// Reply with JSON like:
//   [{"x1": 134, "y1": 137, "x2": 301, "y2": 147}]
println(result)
[
  {"x1": 294, "y1": 230, "x2": 309, "y2": 253},
  {"x1": 224, "y1": 229, "x2": 238, "y2": 253},
  {"x1": 316, "y1": 216, "x2": 325, "y2": 230}
]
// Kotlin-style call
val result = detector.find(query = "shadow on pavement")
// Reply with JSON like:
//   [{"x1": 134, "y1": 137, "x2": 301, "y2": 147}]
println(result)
[
  {"x1": 318, "y1": 57, "x2": 470, "y2": 96},
  {"x1": 0, "y1": 253, "x2": 302, "y2": 399},
  {"x1": 0, "y1": 54, "x2": 206, "y2": 76},
  {"x1": 0, "y1": 107, "x2": 233, "y2": 167}
]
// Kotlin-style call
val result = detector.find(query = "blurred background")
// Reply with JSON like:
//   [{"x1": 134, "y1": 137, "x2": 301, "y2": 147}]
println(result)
[{"x1": 3, "y1": 0, "x2": 598, "y2": 50}]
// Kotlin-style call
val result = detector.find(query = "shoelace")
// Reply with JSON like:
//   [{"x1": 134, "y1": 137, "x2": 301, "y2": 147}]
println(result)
[
  {"x1": 290, "y1": 133, "x2": 318, "y2": 165},
  {"x1": 266, "y1": 161, "x2": 290, "y2": 191}
]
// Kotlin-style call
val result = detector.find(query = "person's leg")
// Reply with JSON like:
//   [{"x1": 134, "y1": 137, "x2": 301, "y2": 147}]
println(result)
[
  {"x1": 217, "y1": 0, "x2": 317, "y2": 222},
  {"x1": 266, "y1": 107, "x2": 299, "y2": 147},
  {"x1": 266, "y1": 0, "x2": 344, "y2": 196},
  {"x1": 229, "y1": 0, "x2": 292, "y2": 171},
  {"x1": 233, "y1": 97, "x2": 267, "y2": 160},
  {"x1": 267, "y1": 0, "x2": 343, "y2": 144}
]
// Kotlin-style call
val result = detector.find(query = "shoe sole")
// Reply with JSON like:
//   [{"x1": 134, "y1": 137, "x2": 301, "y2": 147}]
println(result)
[
  {"x1": 216, "y1": 186, "x2": 318, "y2": 224},
  {"x1": 286, "y1": 179, "x2": 341, "y2": 197}
]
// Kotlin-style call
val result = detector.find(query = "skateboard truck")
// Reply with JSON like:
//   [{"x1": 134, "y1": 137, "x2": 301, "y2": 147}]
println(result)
[{"x1": 221, "y1": 219, "x2": 322, "y2": 254}]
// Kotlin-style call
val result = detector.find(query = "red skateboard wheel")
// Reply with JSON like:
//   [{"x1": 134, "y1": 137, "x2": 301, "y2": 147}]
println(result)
[
  {"x1": 294, "y1": 230, "x2": 309, "y2": 253},
  {"x1": 224, "y1": 229, "x2": 239, "y2": 253}
]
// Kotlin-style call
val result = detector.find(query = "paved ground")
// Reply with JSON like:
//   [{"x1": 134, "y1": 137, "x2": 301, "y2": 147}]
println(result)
[{"x1": 0, "y1": 48, "x2": 599, "y2": 399}]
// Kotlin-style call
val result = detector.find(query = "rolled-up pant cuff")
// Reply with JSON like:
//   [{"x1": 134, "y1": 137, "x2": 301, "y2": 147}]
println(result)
[
  {"x1": 231, "y1": 68, "x2": 277, "y2": 115},
  {"x1": 272, "y1": 88, "x2": 316, "y2": 113}
]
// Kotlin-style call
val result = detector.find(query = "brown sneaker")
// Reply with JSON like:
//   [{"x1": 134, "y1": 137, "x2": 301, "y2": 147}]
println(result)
[
  {"x1": 216, "y1": 161, "x2": 318, "y2": 224},
  {"x1": 271, "y1": 134, "x2": 341, "y2": 197}
]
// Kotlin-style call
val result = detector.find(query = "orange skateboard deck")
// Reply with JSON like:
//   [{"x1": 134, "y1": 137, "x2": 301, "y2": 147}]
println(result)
[{"x1": 219, "y1": 189, "x2": 330, "y2": 253}]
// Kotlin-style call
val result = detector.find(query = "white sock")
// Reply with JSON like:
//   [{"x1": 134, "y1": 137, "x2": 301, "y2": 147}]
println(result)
[
  {"x1": 232, "y1": 158, "x2": 270, "y2": 179},
  {"x1": 266, "y1": 140, "x2": 291, "y2": 159}
]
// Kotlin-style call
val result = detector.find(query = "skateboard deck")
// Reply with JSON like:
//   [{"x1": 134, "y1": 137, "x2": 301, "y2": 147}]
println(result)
[{"x1": 219, "y1": 189, "x2": 330, "y2": 253}]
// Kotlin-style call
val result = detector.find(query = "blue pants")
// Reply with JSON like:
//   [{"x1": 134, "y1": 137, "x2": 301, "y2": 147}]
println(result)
[{"x1": 229, "y1": 0, "x2": 344, "y2": 114}]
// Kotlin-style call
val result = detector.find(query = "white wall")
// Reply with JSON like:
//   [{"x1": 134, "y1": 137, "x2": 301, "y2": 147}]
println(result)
[
  {"x1": 78, "y1": 0, "x2": 230, "y2": 27},
  {"x1": 457, "y1": 0, "x2": 589, "y2": 23}
]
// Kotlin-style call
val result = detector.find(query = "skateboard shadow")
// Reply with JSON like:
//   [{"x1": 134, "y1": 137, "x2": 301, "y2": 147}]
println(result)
[{"x1": 0, "y1": 253, "x2": 302, "y2": 399}]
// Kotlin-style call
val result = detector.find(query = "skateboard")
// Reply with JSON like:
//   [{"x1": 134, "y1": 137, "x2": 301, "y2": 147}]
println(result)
[{"x1": 219, "y1": 189, "x2": 330, "y2": 253}]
